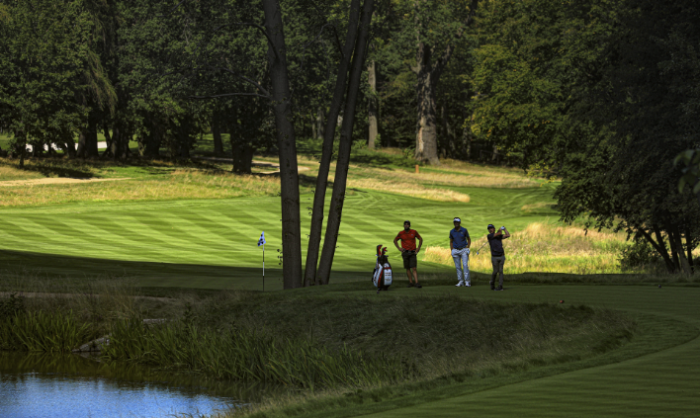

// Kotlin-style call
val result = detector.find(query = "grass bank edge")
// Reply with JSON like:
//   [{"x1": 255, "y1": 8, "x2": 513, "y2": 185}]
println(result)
[
  {"x1": 1, "y1": 286, "x2": 637, "y2": 405},
  {"x1": 224, "y1": 310, "x2": 697, "y2": 418}
]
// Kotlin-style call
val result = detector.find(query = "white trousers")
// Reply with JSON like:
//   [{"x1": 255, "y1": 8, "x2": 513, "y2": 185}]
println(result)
[{"x1": 452, "y1": 247, "x2": 470, "y2": 284}]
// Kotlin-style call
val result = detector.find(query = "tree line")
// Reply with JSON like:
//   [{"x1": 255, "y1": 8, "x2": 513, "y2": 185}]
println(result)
[{"x1": 1, "y1": 0, "x2": 699, "y2": 279}]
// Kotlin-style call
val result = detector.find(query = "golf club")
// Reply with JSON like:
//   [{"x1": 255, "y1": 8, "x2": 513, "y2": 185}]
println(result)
[{"x1": 475, "y1": 241, "x2": 489, "y2": 255}]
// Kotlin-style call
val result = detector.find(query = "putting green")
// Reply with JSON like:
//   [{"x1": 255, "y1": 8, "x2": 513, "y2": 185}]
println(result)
[
  {"x1": 349, "y1": 285, "x2": 700, "y2": 418},
  {"x1": 0, "y1": 186, "x2": 555, "y2": 288}
]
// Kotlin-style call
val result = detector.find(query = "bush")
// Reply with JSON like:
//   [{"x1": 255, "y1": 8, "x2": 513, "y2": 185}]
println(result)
[
  {"x1": 0, "y1": 294, "x2": 25, "y2": 320},
  {"x1": 619, "y1": 239, "x2": 662, "y2": 271}
]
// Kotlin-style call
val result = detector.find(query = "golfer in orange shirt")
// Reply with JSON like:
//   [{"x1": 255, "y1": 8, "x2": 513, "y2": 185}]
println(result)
[{"x1": 394, "y1": 220, "x2": 423, "y2": 288}]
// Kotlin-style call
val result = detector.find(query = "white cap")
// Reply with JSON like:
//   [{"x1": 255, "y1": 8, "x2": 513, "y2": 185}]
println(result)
[{"x1": 453, "y1": 217, "x2": 461, "y2": 223}]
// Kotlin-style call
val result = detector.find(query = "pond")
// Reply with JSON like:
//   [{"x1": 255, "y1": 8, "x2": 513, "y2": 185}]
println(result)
[{"x1": 0, "y1": 353, "x2": 246, "y2": 418}]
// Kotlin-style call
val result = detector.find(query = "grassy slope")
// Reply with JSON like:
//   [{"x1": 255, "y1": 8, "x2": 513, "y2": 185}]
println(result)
[
  {"x1": 0, "y1": 152, "x2": 559, "y2": 288},
  {"x1": 0, "y1": 186, "x2": 557, "y2": 288},
  {"x1": 342, "y1": 285, "x2": 700, "y2": 418}
]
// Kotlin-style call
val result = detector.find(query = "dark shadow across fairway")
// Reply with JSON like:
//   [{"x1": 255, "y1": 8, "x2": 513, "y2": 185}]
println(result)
[
  {"x1": 3, "y1": 249, "x2": 689, "y2": 295},
  {"x1": 0, "y1": 249, "x2": 368, "y2": 292}
]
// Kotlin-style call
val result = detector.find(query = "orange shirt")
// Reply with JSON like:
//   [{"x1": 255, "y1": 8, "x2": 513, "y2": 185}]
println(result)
[{"x1": 396, "y1": 229, "x2": 421, "y2": 251}]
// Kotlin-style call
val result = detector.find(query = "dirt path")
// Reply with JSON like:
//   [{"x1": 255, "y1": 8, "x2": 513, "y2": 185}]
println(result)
[{"x1": 0, "y1": 177, "x2": 130, "y2": 187}]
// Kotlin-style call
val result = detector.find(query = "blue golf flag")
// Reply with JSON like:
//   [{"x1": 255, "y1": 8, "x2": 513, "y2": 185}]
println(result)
[{"x1": 258, "y1": 231, "x2": 266, "y2": 247}]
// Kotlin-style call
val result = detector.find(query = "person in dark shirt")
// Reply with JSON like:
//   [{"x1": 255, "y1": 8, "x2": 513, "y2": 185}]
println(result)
[{"x1": 487, "y1": 224, "x2": 510, "y2": 291}]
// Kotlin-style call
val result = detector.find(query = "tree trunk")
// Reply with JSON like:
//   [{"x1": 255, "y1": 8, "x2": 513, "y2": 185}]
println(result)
[
  {"x1": 263, "y1": 0, "x2": 303, "y2": 290},
  {"x1": 231, "y1": 137, "x2": 254, "y2": 174},
  {"x1": 18, "y1": 131, "x2": 26, "y2": 169},
  {"x1": 311, "y1": 112, "x2": 317, "y2": 139},
  {"x1": 212, "y1": 114, "x2": 224, "y2": 156},
  {"x1": 464, "y1": 112, "x2": 474, "y2": 160},
  {"x1": 368, "y1": 59, "x2": 378, "y2": 149},
  {"x1": 77, "y1": 116, "x2": 99, "y2": 159},
  {"x1": 672, "y1": 226, "x2": 692, "y2": 275},
  {"x1": 139, "y1": 121, "x2": 162, "y2": 158},
  {"x1": 669, "y1": 229, "x2": 681, "y2": 271},
  {"x1": 179, "y1": 118, "x2": 191, "y2": 160},
  {"x1": 102, "y1": 124, "x2": 113, "y2": 158},
  {"x1": 111, "y1": 125, "x2": 120, "y2": 160},
  {"x1": 413, "y1": 0, "x2": 477, "y2": 165},
  {"x1": 304, "y1": 0, "x2": 363, "y2": 286},
  {"x1": 414, "y1": 43, "x2": 440, "y2": 165},
  {"x1": 315, "y1": 107, "x2": 325, "y2": 140},
  {"x1": 651, "y1": 225, "x2": 676, "y2": 273},
  {"x1": 686, "y1": 228, "x2": 694, "y2": 274},
  {"x1": 316, "y1": 0, "x2": 374, "y2": 285}
]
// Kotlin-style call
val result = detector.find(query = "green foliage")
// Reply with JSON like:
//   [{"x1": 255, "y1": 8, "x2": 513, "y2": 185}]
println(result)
[
  {"x1": 470, "y1": 0, "x2": 700, "y2": 273},
  {"x1": 0, "y1": 293, "x2": 25, "y2": 320},
  {"x1": 676, "y1": 149, "x2": 700, "y2": 197},
  {"x1": 0, "y1": 0, "x2": 112, "y2": 151},
  {"x1": 619, "y1": 239, "x2": 662, "y2": 272}
]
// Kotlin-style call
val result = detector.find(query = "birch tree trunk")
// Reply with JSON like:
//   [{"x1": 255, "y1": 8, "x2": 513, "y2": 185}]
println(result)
[
  {"x1": 262, "y1": 0, "x2": 303, "y2": 289},
  {"x1": 304, "y1": 0, "x2": 363, "y2": 286},
  {"x1": 368, "y1": 59, "x2": 378, "y2": 149},
  {"x1": 316, "y1": 0, "x2": 374, "y2": 285}
]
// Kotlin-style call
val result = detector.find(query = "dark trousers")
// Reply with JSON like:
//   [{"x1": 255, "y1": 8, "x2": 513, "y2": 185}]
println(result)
[{"x1": 490, "y1": 256, "x2": 506, "y2": 289}]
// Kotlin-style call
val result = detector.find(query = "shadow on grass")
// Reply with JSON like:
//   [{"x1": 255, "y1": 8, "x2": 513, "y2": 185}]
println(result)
[
  {"x1": 20, "y1": 164, "x2": 95, "y2": 179},
  {"x1": 3, "y1": 249, "x2": 693, "y2": 297},
  {"x1": 0, "y1": 249, "x2": 366, "y2": 294}
]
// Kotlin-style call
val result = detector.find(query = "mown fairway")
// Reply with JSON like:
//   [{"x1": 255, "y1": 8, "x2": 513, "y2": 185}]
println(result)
[
  {"x1": 0, "y1": 170, "x2": 556, "y2": 289},
  {"x1": 331, "y1": 284, "x2": 700, "y2": 418}
]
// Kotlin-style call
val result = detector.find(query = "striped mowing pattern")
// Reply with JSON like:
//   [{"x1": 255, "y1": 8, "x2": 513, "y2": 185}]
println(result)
[
  {"x1": 362, "y1": 285, "x2": 700, "y2": 418},
  {"x1": 0, "y1": 187, "x2": 553, "y2": 273}
]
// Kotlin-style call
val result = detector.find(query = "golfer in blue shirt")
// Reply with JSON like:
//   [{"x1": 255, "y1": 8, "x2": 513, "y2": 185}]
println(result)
[{"x1": 450, "y1": 217, "x2": 471, "y2": 287}]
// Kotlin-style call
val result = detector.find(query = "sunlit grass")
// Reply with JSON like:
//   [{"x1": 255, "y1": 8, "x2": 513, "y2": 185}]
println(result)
[
  {"x1": 346, "y1": 176, "x2": 470, "y2": 202},
  {"x1": 0, "y1": 164, "x2": 46, "y2": 181},
  {"x1": 0, "y1": 170, "x2": 280, "y2": 207},
  {"x1": 423, "y1": 222, "x2": 633, "y2": 274},
  {"x1": 350, "y1": 166, "x2": 538, "y2": 189}
]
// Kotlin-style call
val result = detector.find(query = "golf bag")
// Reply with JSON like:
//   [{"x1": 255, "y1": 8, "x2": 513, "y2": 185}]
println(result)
[{"x1": 373, "y1": 245, "x2": 393, "y2": 291}]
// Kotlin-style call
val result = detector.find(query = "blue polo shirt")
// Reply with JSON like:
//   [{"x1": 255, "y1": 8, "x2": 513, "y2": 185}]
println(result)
[{"x1": 450, "y1": 227, "x2": 470, "y2": 249}]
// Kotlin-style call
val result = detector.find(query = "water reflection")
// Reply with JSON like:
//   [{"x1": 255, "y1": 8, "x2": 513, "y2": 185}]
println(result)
[
  {"x1": 1, "y1": 374, "x2": 234, "y2": 418},
  {"x1": 0, "y1": 353, "x2": 248, "y2": 418}
]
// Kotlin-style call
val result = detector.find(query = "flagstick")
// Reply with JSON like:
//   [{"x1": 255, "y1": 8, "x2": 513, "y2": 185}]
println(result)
[{"x1": 262, "y1": 243, "x2": 265, "y2": 292}]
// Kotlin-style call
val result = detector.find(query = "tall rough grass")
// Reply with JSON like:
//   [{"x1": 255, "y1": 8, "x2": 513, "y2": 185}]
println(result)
[
  {"x1": 102, "y1": 319, "x2": 404, "y2": 390},
  {"x1": 424, "y1": 222, "x2": 634, "y2": 274},
  {"x1": 356, "y1": 165, "x2": 539, "y2": 189},
  {"x1": 1, "y1": 311, "x2": 102, "y2": 352}
]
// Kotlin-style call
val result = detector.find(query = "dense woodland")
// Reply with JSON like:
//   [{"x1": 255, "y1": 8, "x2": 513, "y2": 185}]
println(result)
[{"x1": 1, "y1": 0, "x2": 699, "y2": 285}]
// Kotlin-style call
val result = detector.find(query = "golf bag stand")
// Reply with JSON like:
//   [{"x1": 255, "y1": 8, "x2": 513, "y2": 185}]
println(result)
[{"x1": 373, "y1": 245, "x2": 393, "y2": 292}]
